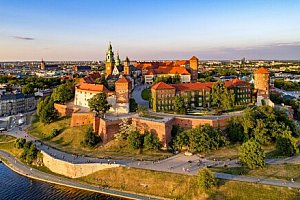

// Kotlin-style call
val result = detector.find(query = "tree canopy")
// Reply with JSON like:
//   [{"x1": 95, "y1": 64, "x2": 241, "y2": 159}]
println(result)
[
  {"x1": 239, "y1": 139, "x2": 265, "y2": 169},
  {"x1": 88, "y1": 93, "x2": 111, "y2": 118},
  {"x1": 212, "y1": 81, "x2": 235, "y2": 111},
  {"x1": 51, "y1": 82, "x2": 75, "y2": 104}
]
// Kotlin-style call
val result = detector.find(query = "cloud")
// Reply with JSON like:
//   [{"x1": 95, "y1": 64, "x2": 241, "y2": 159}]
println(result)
[{"x1": 11, "y1": 36, "x2": 35, "y2": 40}]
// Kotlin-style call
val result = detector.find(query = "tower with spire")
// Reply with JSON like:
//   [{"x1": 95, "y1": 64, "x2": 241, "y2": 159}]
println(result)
[
  {"x1": 105, "y1": 42, "x2": 115, "y2": 76},
  {"x1": 123, "y1": 56, "x2": 131, "y2": 75}
]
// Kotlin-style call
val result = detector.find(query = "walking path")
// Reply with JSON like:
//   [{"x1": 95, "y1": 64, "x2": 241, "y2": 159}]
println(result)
[
  {"x1": 3, "y1": 116, "x2": 300, "y2": 192},
  {"x1": 0, "y1": 150, "x2": 163, "y2": 200}
]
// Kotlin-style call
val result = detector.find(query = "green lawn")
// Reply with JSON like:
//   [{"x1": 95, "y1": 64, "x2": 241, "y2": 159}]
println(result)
[
  {"x1": 27, "y1": 117, "x2": 171, "y2": 161},
  {"x1": 141, "y1": 88, "x2": 151, "y2": 101},
  {"x1": 78, "y1": 167, "x2": 300, "y2": 200},
  {"x1": 0, "y1": 135, "x2": 16, "y2": 143},
  {"x1": 213, "y1": 163, "x2": 300, "y2": 182}
]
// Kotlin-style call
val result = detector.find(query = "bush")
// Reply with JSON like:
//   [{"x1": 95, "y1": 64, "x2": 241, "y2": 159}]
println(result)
[
  {"x1": 81, "y1": 127, "x2": 101, "y2": 147},
  {"x1": 197, "y1": 168, "x2": 217, "y2": 190},
  {"x1": 143, "y1": 131, "x2": 161, "y2": 150},
  {"x1": 49, "y1": 129, "x2": 60, "y2": 139},
  {"x1": 127, "y1": 131, "x2": 143, "y2": 149},
  {"x1": 15, "y1": 138, "x2": 26, "y2": 149},
  {"x1": 239, "y1": 139, "x2": 265, "y2": 169},
  {"x1": 276, "y1": 132, "x2": 299, "y2": 157},
  {"x1": 20, "y1": 141, "x2": 39, "y2": 164}
]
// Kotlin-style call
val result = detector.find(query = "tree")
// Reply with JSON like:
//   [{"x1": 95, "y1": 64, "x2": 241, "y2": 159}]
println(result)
[
  {"x1": 239, "y1": 139, "x2": 265, "y2": 169},
  {"x1": 115, "y1": 118, "x2": 136, "y2": 140},
  {"x1": 88, "y1": 93, "x2": 111, "y2": 118},
  {"x1": 226, "y1": 116, "x2": 244, "y2": 143},
  {"x1": 174, "y1": 96, "x2": 186, "y2": 114},
  {"x1": 129, "y1": 98, "x2": 138, "y2": 112},
  {"x1": 143, "y1": 131, "x2": 161, "y2": 150},
  {"x1": 276, "y1": 130, "x2": 299, "y2": 157},
  {"x1": 39, "y1": 100, "x2": 58, "y2": 124},
  {"x1": 188, "y1": 124, "x2": 227, "y2": 153},
  {"x1": 173, "y1": 131, "x2": 189, "y2": 150},
  {"x1": 212, "y1": 81, "x2": 235, "y2": 111},
  {"x1": 197, "y1": 168, "x2": 217, "y2": 190},
  {"x1": 22, "y1": 84, "x2": 34, "y2": 94},
  {"x1": 15, "y1": 138, "x2": 26, "y2": 149},
  {"x1": 51, "y1": 82, "x2": 74, "y2": 104},
  {"x1": 81, "y1": 127, "x2": 101, "y2": 147},
  {"x1": 127, "y1": 131, "x2": 143, "y2": 149},
  {"x1": 172, "y1": 73, "x2": 181, "y2": 84}
]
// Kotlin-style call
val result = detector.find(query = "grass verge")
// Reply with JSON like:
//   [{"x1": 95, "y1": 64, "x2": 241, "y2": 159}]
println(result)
[{"x1": 78, "y1": 167, "x2": 300, "y2": 200}]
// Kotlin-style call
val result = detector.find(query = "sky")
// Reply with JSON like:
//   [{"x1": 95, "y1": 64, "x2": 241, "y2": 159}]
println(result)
[{"x1": 0, "y1": 0, "x2": 300, "y2": 61}]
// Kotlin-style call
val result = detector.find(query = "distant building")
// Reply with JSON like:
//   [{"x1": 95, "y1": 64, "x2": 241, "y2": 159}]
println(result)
[
  {"x1": 0, "y1": 93, "x2": 36, "y2": 116},
  {"x1": 40, "y1": 59, "x2": 59, "y2": 71},
  {"x1": 73, "y1": 65, "x2": 91, "y2": 73}
]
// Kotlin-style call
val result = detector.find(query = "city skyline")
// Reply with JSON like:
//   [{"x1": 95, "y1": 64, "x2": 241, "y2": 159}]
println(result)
[{"x1": 1, "y1": 0, "x2": 300, "y2": 61}]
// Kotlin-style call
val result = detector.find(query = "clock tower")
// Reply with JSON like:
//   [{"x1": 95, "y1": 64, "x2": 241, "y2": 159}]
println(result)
[{"x1": 105, "y1": 42, "x2": 115, "y2": 76}]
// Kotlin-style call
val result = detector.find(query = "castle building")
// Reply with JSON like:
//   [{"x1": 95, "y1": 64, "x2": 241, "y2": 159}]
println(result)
[
  {"x1": 189, "y1": 56, "x2": 199, "y2": 82},
  {"x1": 137, "y1": 56, "x2": 199, "y2": 84},
  {"x1": 74, "y1": 72, "x2": 131, "y2": 114},
  {"x1": 151, "y1": 79, "x2": 252, "y2": 112},
  {"x1": 254, "y1": 67, "x2": 273, "y2": 106},
  {"x1": 105, "y1": 42, "x2": 115, "y2": 76},
  {"x1": 123, "y1": 56, "x2": 131, "y2": 75}
]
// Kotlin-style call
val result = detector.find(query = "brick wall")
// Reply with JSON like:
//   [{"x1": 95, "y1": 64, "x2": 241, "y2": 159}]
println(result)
[
  {"x1": 70, "y1": 112, "x2": 94, "y2": 127},
  {"x1": 54, "y1": 103, "x2": 80, "y2": 117},
  {"x1": 131, "y1": 117, "x2": 173, "y2": 147}
]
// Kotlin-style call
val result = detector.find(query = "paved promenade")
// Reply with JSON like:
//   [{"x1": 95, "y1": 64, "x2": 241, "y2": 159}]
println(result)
[{"x1": 0, "y1": 150, "x2": 163, "y2": 200}]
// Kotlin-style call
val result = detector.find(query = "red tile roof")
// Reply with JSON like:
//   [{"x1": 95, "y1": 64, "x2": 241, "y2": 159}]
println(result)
[
  {"x1": 225, "y1": 78, "x2": 249, "y2": 88},
  {"x1": 77, "y1": 83, "x2": 108, "y2": 92},
  {"x1": 155, "y1": 79, "x2": 249, "y2": 91},
  {"x1": 254, "y1": 67, "x2": 269, "y2": 74},
  {"x1": 152, "y1": 82, "x2": 175, "y2": 90},
  {"x1": 116, "y1": 76, "x2": 130, "y2": 83},
  {"x1": 146, "y1": 66, "x2": 190, "y2": 75},
  {"x1": 171, "y1": 82, "x2": 213, "y2": 91},
  {"x1": 190, "y1": 56, "x2": 199, "y2": 61}
]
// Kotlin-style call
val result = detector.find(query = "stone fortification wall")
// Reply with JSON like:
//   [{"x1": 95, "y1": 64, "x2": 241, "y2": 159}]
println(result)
[{"x1": 41, "y1": 151, "x2": 120, "y2": 178}]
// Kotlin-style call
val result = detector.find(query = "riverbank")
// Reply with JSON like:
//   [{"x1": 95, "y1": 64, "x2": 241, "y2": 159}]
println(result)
[{"x1": 0, "y1": 150, "x2": 163, "y2": 200}]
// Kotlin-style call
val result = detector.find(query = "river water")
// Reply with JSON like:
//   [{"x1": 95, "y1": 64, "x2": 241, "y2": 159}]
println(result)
[{"x1": 0, "y1": 163, "x2": 122, "y2": 200}]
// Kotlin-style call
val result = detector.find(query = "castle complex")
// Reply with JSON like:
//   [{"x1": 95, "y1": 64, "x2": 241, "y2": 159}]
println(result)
[{"x1": 55, "y1": 43, "x2": 272, "y2": 147}]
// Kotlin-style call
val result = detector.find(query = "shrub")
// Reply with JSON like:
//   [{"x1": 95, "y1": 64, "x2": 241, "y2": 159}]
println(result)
[
  {"x1": 239, "y1": 139, "x2": 265, "y2": 169},
  {"x1": 143, "y1": 131, "x2": 161, "y2": 150},
  {"x1": 276, "y1": 132, "x2": 299, "y2": 157},
  {"x1": 197, "y1": 168, "x2": 217, "y2": 190},
  {"x1": 81, "y1": 127, "x2": 101, "y2": 147},
  {"x1": 127, "y1": 131, "x2": 143, "y2": 149},
  {"x1": 15, "y1": 138, "x2": 26, "y2": 149}
]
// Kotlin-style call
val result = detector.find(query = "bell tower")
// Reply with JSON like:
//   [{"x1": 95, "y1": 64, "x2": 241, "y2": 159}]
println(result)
[
  {"x1": 124, "y1": 56, "x2": 130, "y2": 75},
  {"x1": 105, "y1": 42, "x2": 115, "y2": 76}
]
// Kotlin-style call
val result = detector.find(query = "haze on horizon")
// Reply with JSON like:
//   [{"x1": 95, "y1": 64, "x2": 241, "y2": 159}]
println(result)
[{"x1": 0, "y1": 0, "x2": 300, "y2": 61}]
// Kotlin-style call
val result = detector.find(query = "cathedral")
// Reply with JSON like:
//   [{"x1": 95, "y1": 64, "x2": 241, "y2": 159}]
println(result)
[
  {"x1": 73, "y1": 42, "x2": 133, "y2": 114},
  {"x1": 105, "y1": 43, "x2": 134, "y2": 88}
]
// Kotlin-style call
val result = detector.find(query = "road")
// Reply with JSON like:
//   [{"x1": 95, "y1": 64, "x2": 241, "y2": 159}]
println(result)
[
  {"x1": 2, "y1": 129, "x2": 130, "y2": 165},
  {"x1": 132, "y1": 84, "x2": 149, "y2": 107},
  {"x1": 0, "y1": 150, "x2": 162, "y2": 200}
]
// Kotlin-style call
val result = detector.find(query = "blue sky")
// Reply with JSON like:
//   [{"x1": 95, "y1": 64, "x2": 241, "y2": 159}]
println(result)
[{"x1": 0, "y1": 0, "x2": 300, "y2": 61}]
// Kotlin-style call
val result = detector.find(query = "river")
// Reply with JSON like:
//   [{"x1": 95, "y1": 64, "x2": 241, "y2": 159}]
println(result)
[{"x1": 0, "y1": 163, "x2": 122, "y2": 200}]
